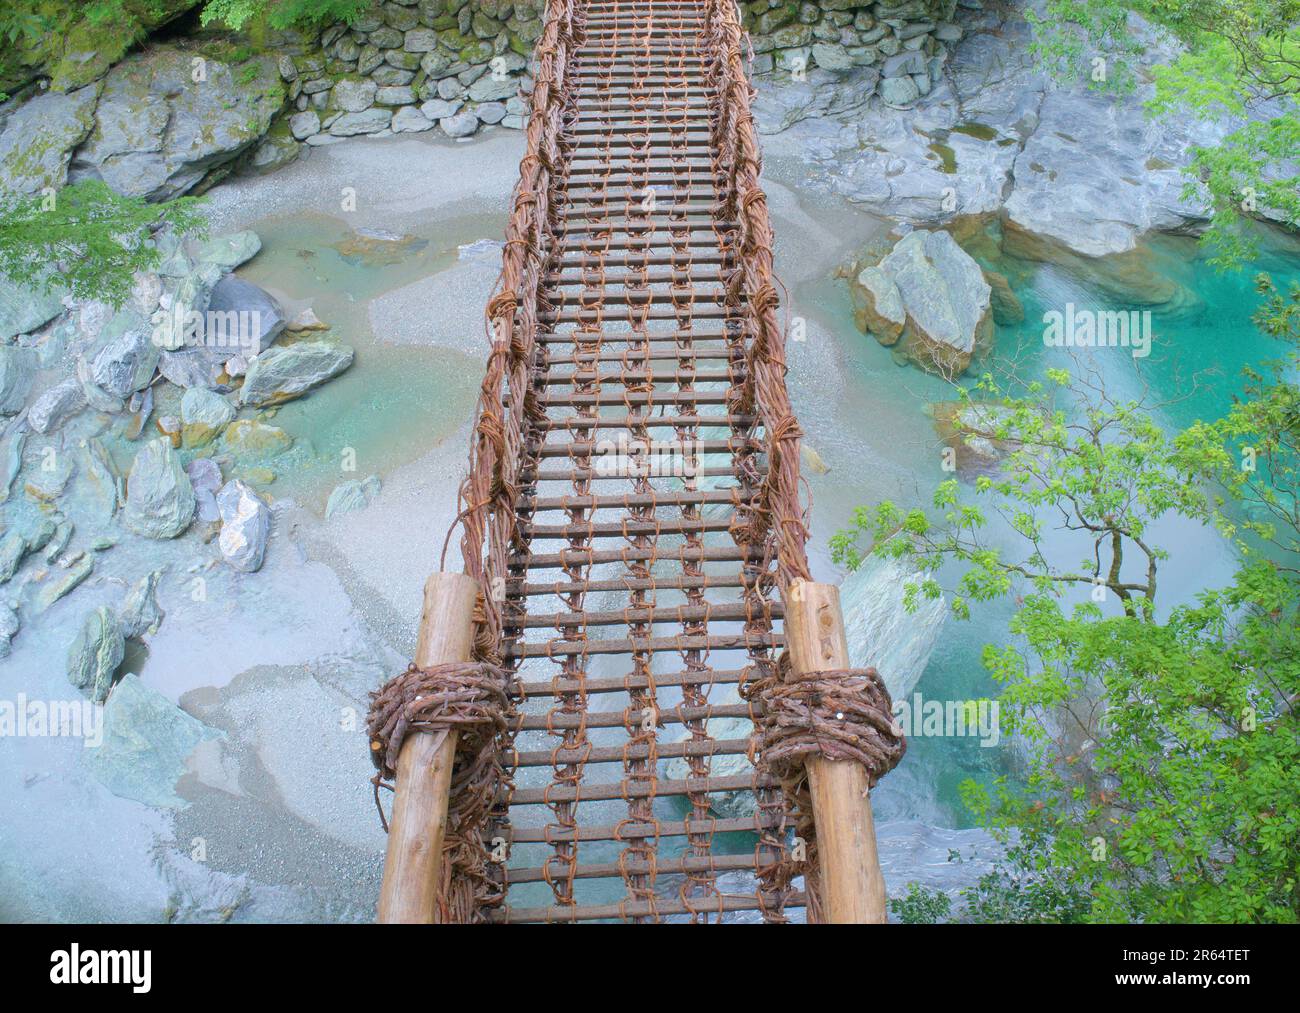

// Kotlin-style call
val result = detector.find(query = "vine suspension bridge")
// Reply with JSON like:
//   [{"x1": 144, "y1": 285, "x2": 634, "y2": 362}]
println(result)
[{"x1": 364, "y1": 0, "x2": 907, "y2": 924}]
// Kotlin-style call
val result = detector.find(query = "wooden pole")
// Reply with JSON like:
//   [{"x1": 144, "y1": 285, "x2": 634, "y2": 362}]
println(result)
[
  {"x1": 376, "y1": 572, "x2": 480, "y2": 924},
  {"x1": 783, "y1": 579, "x2": 889, "y2": 924}
]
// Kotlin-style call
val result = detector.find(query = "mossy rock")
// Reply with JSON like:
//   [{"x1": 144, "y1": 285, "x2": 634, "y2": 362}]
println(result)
[{"x1": 0, "y1": 0, "x2": 204, "y2": 94}]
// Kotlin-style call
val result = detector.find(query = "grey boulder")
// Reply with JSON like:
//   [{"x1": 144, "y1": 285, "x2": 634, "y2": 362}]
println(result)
[
  {"x1": 67, "y1": 606, "x2": 125, "y2": 703},
  {"x1": 196, "y1": 231, "x2": 263, "y2": 272},
  {"x1": 86, "y1": 309, "x2": 159, "y2": 398},
  {"x1": 333, "y1": 78, "x2": 378, "y2": 112},
  {"x1": 238, "y1": 341, "x2": 354, "y2": 407},
  {"x1": 325, "y1": 474, "x2": 381, "y2": 519},
  {"x1": 180, "y1": 387, "x2": 236, "y2": 447},
  {"x1": 205, "y1": 275, "x2": 285, "y2": 358},
  {"x1": 28, "y1": 377, "x2": 87, "y2": 434},
  {"x1": 216, "y1": 479, "x2": 272, "y2": 572},
  {"x1": 392, "y1": 107, "x2": 435, "y2": 133},
  {"x1": 850, "y1": 230, "x2": 992, "y2": 378},
  {"x1": 329, "y1": 108, "x2": 393, "y2": 136},
  {"x1": 440, "y1": 110, "x2": 479, "y2": 138},
  {"x1": 120, "y1": 569, "x2": 166, "y2": 639},
  {"x1": 840, "y1": 550, "x2": 948, "y2": 700},
  {"x1": 288, "y1": 110, "x2": 322, "y2": 140},
  {"x1": 123, "y1": 438, "x2": 196, "y2": 539},
  {"x1": 0, "y1": 272, "x2": 66, "y2": 342}
]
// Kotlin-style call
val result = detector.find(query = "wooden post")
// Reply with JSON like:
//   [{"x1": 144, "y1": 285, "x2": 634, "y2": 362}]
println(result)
[
  {"x1": 783, "y1": 579, "x2": 889, "y2": 924},
  {"x1": 376, "y1": 572, "x2": 479, "y2": 924}
]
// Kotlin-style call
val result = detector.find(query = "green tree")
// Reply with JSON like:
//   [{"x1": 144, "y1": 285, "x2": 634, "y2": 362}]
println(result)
[
  {"x1": 834, "y1": 317, "x2": 1300, "y2": 921},
  {"x1": 199, "y1": 0, "x2": 373, "y2": 31},
  {"x1": 0, "y1": 181, "x2": 206, "y2": 307},
  {"x1": 1031, "y1": 0, "x2": 1300, "y2": 265}
]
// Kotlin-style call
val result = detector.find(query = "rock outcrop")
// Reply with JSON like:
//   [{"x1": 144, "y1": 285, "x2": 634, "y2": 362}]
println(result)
[
  {"x1": 68, "y1": 48, "x2": 285, "y2": 201},
  {"x1": 0, "y1": 84, "x2": 101, "y2": 194}
]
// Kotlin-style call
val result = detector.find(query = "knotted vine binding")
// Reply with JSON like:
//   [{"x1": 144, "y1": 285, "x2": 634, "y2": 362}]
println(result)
[
  {"x1": 752, "y1": 655, "x2": 905, "y2": 785},
  {"x1": 744, "y1": 653, "x2": 906, "y2": 922},
  {"x1": 366, "y1": 660, "x2": 516, "y2": 922}
]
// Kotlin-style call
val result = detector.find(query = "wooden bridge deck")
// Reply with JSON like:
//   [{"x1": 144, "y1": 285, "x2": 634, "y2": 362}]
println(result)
[{"x1": 483, "y1": 0, "x2": 799, "y2": 924}]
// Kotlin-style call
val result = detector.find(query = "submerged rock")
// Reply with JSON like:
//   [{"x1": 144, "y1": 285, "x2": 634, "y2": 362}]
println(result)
[
  {"x1": 932, "y1": 400, "x2": 1019, "y2": 477},
  {"x1": 801, "y1": 444, "x2": 831, "y2": 475},
  {"x1": 325, "y1": 475, "x2": 381, "y2": 519},
  {"x1": 216, "y1": 479, "x2": 271, "y2": 573},
  {"x1": 238, "y1": 341, "x2": 354, "y2": 407},
  {"x1": 286, "y1": 307, "x2": 329, "y2": 333},
  {"x1": 67, "y1": 606, "x2": 125, "y2": 703},
  {"x1": 840, "y1": 551, "x2": 947, "y2": 701},
  {"x1": 221, "y1": 419, "x2": 292, "y2": 459},
  {"x1": 850, "y1": 230, "x2": 992, "y2": 378},
  {"x1": 124, "y1": 438, "x2": 196, "y2": 539},
  {"x1": 83, "y1": 673, "x2": 219, "y2": 810},
  {"x1": 983, "y1": 268, "x2": 1024, "y2": 326},
  {"x1": 120, "y1": 568, "x2": 166, "y2": 640},
  {"x1": 196, "y1": 231, "x2": 263, "y2": 272},
  {"x1": 34, "y1": 553, "x2": 94, "y2": 612},
  {"x1": 1000, "y1": 219, "x2": 1184, "y2": 307}
]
